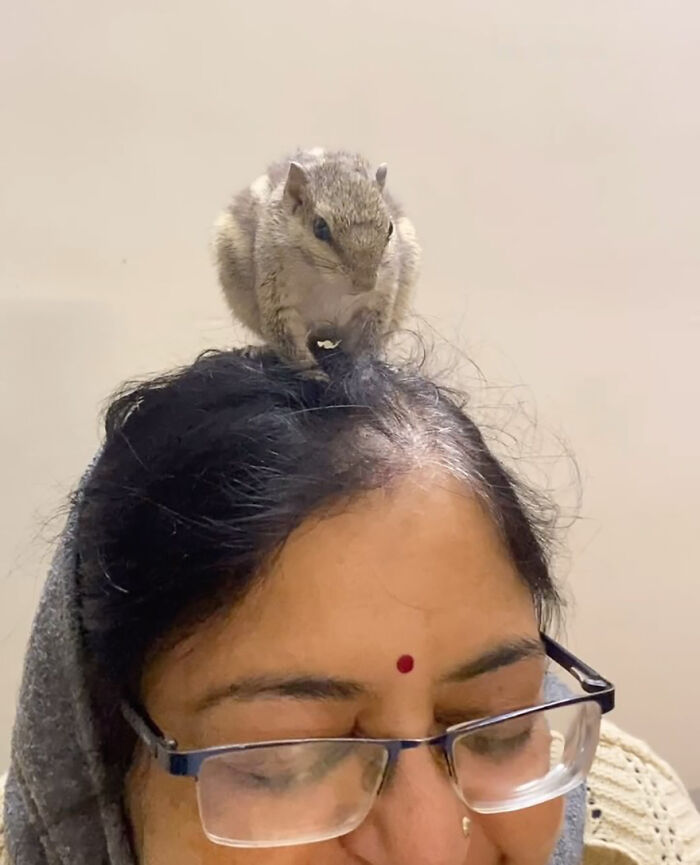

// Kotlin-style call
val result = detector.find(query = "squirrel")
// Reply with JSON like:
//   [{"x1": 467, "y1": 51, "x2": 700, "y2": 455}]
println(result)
[{"x1": 213, "y1": 148, "x2": 421, "y2": 375}]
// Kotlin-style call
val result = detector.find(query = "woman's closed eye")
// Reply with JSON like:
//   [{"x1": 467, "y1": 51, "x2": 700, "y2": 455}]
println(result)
[
  {"x1": 218, "y1": 741, "x2": 358, "y2": 793},
  {"x1": 458, "y1": 722, "x2": 535, "y2": 761},
  {"x1": 220, "y1": 755, "x2": 310, "y2": 794},
  {"x1": 223, "y1": 762, "x2": 299, "y2": 793}
]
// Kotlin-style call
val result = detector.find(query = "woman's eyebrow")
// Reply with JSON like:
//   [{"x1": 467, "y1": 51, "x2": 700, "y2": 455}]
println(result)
[
  {"x1": 441, "y1": 636, "x2": 545, "y2": 683},
  {"x1": 195, "y1": 674, "x2": 371, "y2": 711},
  {"x1": 194, "y1": 638, "x2": 544, "y2": 710}
]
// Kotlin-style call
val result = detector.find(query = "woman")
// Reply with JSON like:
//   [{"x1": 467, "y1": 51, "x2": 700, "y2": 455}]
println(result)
[{"x1": 2, "y1": 348, "x2": 698, "y2": 865}]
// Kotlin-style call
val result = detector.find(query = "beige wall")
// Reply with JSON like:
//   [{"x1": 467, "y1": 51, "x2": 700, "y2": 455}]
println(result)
[{"x1": 1, "y1": 1, "x2": 699, "y2": 791}]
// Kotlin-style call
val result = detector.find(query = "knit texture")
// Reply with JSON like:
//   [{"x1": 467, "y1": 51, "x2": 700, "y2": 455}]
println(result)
[
  {"x1": 2, "y1": 720, "x2": 699, "y2": 863},
  {"x1": 583, "y1": 721, "x2": 700, "y2": 865}
]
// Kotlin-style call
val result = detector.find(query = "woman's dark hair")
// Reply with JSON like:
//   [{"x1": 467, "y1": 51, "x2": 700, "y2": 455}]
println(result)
[{"x1": 77, "y1": 348, "x2": 561, "y2": 706}]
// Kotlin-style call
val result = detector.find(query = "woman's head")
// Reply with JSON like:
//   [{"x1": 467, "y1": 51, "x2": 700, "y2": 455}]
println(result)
[{"x1": 75, "y1": 348, "x2": 568, "y2": 865}]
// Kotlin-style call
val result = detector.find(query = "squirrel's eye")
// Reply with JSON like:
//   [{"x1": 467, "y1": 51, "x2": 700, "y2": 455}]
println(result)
[
  {"x1": 387, "y1": 221, "x2": 394, "y2": 240},
  {"x1": 313, "y1": 217, "x2": 332, "y2": 242}
]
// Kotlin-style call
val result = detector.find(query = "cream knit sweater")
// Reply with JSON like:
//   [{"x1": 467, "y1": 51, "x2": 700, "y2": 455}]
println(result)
[
  {"x1": 582, "y1": 721, "x2": 700, "y2": 864},
  {"x1": 1, "y1": 720, "x2": 699, "y2": 864}
]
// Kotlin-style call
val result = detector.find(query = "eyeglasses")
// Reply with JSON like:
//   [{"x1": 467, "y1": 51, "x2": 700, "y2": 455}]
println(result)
[{"x1": 122, "y1": 634, "x2": 614, "y2": 849}]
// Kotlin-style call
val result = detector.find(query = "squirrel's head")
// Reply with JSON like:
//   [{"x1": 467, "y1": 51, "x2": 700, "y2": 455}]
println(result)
[{"x1": 281, "y1": 158, "x2": 396, "y2": 295}]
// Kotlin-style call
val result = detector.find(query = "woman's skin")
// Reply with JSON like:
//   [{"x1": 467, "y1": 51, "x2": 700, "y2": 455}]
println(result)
[{"x1": 127, "y1": 472, "x2": 563, "y2": 864}]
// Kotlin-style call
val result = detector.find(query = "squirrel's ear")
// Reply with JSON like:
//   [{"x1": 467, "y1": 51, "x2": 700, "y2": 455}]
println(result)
[
  {"x1": 284, "y1": 162, "x2": 308, "y2": 207},
  {"x1": 375, "y1": 163, "x2": 388, "y2": 191}
]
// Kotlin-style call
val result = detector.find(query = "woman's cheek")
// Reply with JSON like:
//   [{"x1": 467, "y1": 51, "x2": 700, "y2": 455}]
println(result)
[{"x1": 473, "y1": 797, "x2": 564, "y2": 865}]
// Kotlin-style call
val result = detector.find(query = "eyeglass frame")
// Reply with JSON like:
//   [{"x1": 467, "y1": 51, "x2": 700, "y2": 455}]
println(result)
[{"x1": 121, "y1": 633, "x2": 614, "y2": 790}]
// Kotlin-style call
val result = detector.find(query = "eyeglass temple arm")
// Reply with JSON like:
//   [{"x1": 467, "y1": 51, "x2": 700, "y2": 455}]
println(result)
[
  {"x1": 121, "y1": 699, "x2": 178, "y2": 759},
  {"x1": 541, "y1": 633, "x2": 614, "y2": 694}
]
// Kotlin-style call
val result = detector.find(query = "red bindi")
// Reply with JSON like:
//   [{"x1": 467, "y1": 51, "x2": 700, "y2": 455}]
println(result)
[{"x1": 396, "y1": 654, "x2": 415, "y2": 674}]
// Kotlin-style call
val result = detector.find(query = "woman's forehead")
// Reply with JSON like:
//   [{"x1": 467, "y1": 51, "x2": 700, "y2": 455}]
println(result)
[
  {"x1": 255, "y1": 474, "x2": 529, "y2": 620},
  {"x1": 145, "y1": 474, "x2": 538, "y2": 707}
]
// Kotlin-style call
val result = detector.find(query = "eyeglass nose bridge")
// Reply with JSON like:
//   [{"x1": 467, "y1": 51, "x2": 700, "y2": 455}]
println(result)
[{"x1": 376, "y1": 732, "x2": 457, "y2": 795}]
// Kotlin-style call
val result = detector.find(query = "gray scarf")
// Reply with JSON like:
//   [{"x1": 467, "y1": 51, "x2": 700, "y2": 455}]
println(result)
[{"x1": 4, "y1": 494, "x2": 586, "y2": 865}]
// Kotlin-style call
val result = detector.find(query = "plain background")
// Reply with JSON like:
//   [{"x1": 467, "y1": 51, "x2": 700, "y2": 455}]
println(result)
[{"x1": 1, "y1": 1, "x2": 699, "y2": 794}]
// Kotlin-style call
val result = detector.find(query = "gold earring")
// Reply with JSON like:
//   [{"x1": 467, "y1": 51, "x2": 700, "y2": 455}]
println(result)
[{"x1": 461, "y1": 816, "x2": 471, "y2": 838}]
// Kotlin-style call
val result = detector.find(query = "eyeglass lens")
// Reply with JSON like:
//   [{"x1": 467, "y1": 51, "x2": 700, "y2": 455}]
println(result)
[{"x1": 195, "y1": 700, "x2": 601, "y2": 848}]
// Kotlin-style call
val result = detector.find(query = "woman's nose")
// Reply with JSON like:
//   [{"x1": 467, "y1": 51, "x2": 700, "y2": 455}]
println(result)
[{"x1": 340, "y1": 746, "x2": 470, "y2": 865}]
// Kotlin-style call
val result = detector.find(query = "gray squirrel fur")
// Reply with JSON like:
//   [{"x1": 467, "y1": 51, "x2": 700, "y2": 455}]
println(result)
[{"x1": 213, "y1": 149, "x2": 421, "y2": 374}]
